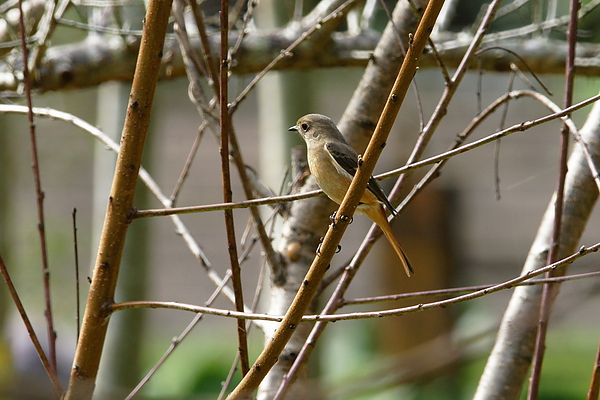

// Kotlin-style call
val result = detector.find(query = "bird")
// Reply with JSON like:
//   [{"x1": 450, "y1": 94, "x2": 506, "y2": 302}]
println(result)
[{"x1": 289, "y1": 113, "x2": 413, "y2": 277}]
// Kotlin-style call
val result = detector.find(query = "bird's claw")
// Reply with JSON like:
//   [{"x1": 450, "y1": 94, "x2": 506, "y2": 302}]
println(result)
[
  {"x1": 340, "y1": 214, "x2": 353, "y2": 224},
  {"x1": 330, "y1": 211, "x2": 353, "y2": 226},
  {"x1": 316, "y1": 237, "x2": 342, "y2": 255},
  {"x1": 329, "y1": 212, "x2": 337, "y2": 225}
]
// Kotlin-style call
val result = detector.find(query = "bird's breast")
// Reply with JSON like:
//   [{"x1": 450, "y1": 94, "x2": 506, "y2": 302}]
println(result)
[{"x1": 307, "y1": 148, "x2": 350, "y2": 205}]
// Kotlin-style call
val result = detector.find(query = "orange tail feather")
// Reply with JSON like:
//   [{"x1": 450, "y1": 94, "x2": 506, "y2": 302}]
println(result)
[{"x1": 364, "y1": 205, "x2": 413, "y2": 277}]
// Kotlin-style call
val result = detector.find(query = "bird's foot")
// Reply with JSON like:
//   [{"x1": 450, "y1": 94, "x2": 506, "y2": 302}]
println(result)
[
  {"x1": 316, "y1": 237, "x2": 342, "y2": 255},
  {"x1": 330, "y1": 211, "x2": 353, "y2": 226}
]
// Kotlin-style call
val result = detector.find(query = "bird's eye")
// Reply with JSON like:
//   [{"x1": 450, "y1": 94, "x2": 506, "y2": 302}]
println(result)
[{"x1": 301, "y1": 123, "x2": 309, "y2": 131}]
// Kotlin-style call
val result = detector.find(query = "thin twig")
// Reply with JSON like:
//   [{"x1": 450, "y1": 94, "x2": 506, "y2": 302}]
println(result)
[
  {"x1": 181, "y1": 0, "x2": 283, "y2": 277},
  {"x1": 169, "y1": 120, "x2": 207, "y2": 205},
  {"x1": 493, "y1": 68, "x2": 515, "y2": 200},
  {"x1": 17, "y1": 0, "x2": 58, "y2": 376},
  {"x1": 476, "y1": 46, "x2": 553, "y2": 96},
  {"x1": 218, "y1": 250, "x2": 269, "y2": 400},
  {"x1": 72, "y1": 208, "x2": 81, "y2": 342},
  {"x1": 110, "y1": 242, "x2": 600, "y2": 322},
  {"x1": 220, "y1": 0, "x2": 250, "y2": 378},
  {"x1": 343, "y1": 271, "x2": 600, "y2": 306},
  {"x1": 135, "y1": 191, "x2": 321, "y2": 217},
  {"x1": 528, "y1": 1, "x2": 580, "y2": 398},
  {"x1": 406, "y1": 0, "x2": 451, "y2": 83},
  {"x1": 186, "y1": 0, "x2": 220, "y2": 96},
  {"x1": 0, "y1": 254, "x2": 63, "y2": 396},
  {"x1": 229, "y1": 0, "x2": 258, "y2": 61}
]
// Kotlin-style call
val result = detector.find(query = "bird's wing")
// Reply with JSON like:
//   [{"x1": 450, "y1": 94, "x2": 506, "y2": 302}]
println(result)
[
  {"x1": 325, "y1": 141, "x2": 359, "y2": 179},
  {"x1": 325, "y1": 142, "x2": 397, "y2": 215}
]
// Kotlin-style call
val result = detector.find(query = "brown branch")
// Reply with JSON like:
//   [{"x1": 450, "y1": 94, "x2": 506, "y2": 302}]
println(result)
[
  {"x1": 219, "y1": 0, "x2": 250, "y2": 378},
  {"x1": 17, "y1": 0, "x2": 58, "y2": 377},
  {"x1": 109, "y1": 241, "x2": 599, "y2": 322},
  {"x1": 343, "y1": 271, "x2": 600, "y2": 306},
  {"x1": 63, "y1": 0, "x2": 173, "y2": 398},
  {"x1": 72, "y1": 208, "x2": 81, "y2": 342},
  {"x1": 528, "y1": 1, "x2": 580, "y2": 398}
]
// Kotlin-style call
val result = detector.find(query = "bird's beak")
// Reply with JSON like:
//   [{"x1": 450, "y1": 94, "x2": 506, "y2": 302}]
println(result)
[{"x1": 288, "y1": 125, "x2": 298, "y2": 132}]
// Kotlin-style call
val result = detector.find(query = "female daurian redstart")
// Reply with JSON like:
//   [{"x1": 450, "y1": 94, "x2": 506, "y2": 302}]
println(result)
[{"x1": 290, "y1": 114, "x2": 413, "y2": 277}]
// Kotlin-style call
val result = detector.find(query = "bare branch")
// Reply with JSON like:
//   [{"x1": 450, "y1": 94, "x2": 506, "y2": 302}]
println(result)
[
  {"x1": 17, "y1": 0, "x2": 58, "y2": 377},
  {"x1": 3, "y1": 32, "x2": 600, "y2": 93},
  {"x1": 109, "y1": 242, "x2": 600, "y2": 323}
]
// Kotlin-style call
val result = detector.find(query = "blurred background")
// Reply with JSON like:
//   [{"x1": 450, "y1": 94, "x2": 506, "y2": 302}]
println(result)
[{"x1": 1, "y1": 0, "x2": 599, "y2": 399}]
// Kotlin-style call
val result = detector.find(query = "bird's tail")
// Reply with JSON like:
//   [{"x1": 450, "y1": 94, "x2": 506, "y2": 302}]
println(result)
[{"x1": 365, "y1": 205, "x2": 413, "y2": 277}]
